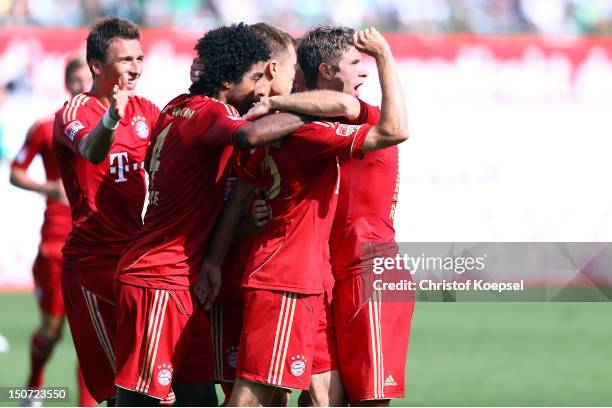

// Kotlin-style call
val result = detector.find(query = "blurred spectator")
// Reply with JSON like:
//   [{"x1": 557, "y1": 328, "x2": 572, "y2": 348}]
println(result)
[
  {"x1": 0, "y1": 83, "x2": 7, "y2": 160},
  {"x1": 2, "y1": 0, "x2": 612, "y2": 34}
]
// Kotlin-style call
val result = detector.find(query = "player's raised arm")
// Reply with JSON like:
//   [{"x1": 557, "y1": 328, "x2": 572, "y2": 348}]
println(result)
[
  {"x1": 356, "y1": 27, "x2": 409, "y2": 152},
  {"x1": 235, "y1": 112, "x2": 310, "y2": 149},
  {"x1": 78, "y1": 73, "x2": 130, "y2": 164},
  {"x1": 244, "y1": 90, "x2": 361, "y2": 122}
]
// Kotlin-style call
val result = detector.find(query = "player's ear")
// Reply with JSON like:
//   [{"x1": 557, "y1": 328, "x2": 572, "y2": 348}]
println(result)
[
  {"x1": 89, "y1": 59, "x2": 103, "y2": 77},
  {"x1": 266, "y1": 61, "x2": 277, "y2": 80},
  {"x1": 319, "y1": 63, "x2": 334, "y2": 81},
  {"x1": 221, "y1": 81, "x2": 233, "y2": 91}
]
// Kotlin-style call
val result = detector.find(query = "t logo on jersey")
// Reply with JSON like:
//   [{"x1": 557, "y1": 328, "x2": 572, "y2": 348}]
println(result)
[{"x1": 109, "y1": 152, "x2": 142, "y2": 183}]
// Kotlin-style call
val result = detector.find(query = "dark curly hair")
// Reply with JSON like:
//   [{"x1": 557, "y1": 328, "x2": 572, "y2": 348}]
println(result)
[
  {"x1": 189, "y1": 23, "x2": 271, "y2": 96},
  {"x1": 86, "y1": 17, "x2": 140, "y2": 76}
]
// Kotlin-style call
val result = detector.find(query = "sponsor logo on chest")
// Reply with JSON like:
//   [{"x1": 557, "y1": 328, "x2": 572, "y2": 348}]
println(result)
[{"x1": 109, "y1": 152, "x2": 144, "y2": 183}]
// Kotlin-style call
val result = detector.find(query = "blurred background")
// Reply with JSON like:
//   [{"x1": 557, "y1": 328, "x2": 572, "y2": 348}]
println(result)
[
  {"x1": 3, "y1": 0, "x2": 612, "y2": 35},
  {"x1": 1, "y1": 1, "x2": 612, "y2": 406}
]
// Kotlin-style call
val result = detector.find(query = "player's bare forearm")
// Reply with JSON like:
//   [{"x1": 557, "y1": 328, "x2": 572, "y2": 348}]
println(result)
[
  {"x1": 233, "y1": 216, "x2": 260, "y2": 242},
  {"x1": 358, "y1": 28, "x2": 409, "y2": 152},
  {"x1": 204, "y1": 180, "x2": 254, "y2": 266},
  {"x1": 10, "y1": 168, "x2": 66, "y2": 202},
  {"x1": 236, "y1": 113, "x2": 310, "y2": 149},
  {"x1": 9, "y1": 167, "x2": 45, "y2": 193},
  {"x1": 268, "y1": 91, "x2": 361, "y2": 121},
  {"x1": 78, "y1": 122, "x2": 116, "y2": 164}
]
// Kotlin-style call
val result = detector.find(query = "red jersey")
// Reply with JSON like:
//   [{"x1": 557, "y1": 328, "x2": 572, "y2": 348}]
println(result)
[
  {"x1": 12, "y1": 117, "x2": 71, "y2": 244},
  {"x1": 53, "y1": 92, "x2": 159, "y2": 272},
  {"x1": 236, "y1": 120, "x2": 371, "y2": 294},
  {"x1": 116, "y1": 94, "x2": 249, "y2": 289},
  {"x1": 329, "y1": 100, "x2": 399, "y2": 279}
]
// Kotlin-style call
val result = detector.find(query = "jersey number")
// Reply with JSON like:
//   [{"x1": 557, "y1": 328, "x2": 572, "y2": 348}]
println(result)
[
  {"x1": 263, "y1": 150, "x2": 281, "y2": 200},
  {"x1": 148, "y1": 123, "x2": 171, "y2": 206}
]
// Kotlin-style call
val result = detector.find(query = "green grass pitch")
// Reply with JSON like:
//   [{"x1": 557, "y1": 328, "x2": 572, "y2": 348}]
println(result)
[{"x1": 1, "y1": 292, "x2": 611, "y2": 406}]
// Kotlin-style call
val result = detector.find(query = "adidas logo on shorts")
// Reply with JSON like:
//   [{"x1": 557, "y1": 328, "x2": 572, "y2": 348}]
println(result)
[{"x1": 384, "y1": 374, "x2": 397, "y2": 387}]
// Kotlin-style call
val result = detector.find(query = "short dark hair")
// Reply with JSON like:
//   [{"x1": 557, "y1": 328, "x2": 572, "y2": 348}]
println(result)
[
  {"x1": 86, "y1": 17, "x2": 140, "y2": 72},
  {"x1": 297, "y1": 26, "x2": 355, "y2": 89},
  {"x1": 250, "y1": 22, "x2": 296, "y2": 58},
  {"x1": 189, "y1": 23, "x2": 271, "y2": 96},
  {"x1": 64, "y1": 55, "x2": 87, "y2": 84}
]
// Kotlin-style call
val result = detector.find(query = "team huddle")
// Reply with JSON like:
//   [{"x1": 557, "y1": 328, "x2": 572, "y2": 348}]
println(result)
[{"x1": 11, "y1": 16, "x2": 413, "y2": 407}]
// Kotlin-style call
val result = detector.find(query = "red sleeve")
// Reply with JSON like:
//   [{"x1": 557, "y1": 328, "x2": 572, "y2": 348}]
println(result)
[
  {"x1": 204, "y1": 105, "x2": 250, "y2": 148},
  {"x1": 345, "y1": 99, "x2": 380, "y2": 126},
  {"x1": 294, "y1": 121, "x2": 371, "y2": 161},
  {"x1": 232, "y1": 148, "x2": 265, "y2": 186},
  {"x1": 54, "y1": 97, "x2": 95, "y2": 155},
  {"x1": 11, "y1": 121, "x2": 45, "y2": 170}
]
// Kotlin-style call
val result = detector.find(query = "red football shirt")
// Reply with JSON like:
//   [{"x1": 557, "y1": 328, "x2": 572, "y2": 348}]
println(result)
[
  {"x1": 329, "y1": 100, "x2": 399, "y2": 279},
  {"x1": 236, "y1": 120, "x2": 371, "y2": 294},
  {"x1": 53, "y1": 92, "x2": 160, "y2": 273},
  {"x1": 12, "y1": 117, "x2": 71, "y2": 244},
  {"x1": 116, "y1": 94, "x2": 250, "y2": 289}
]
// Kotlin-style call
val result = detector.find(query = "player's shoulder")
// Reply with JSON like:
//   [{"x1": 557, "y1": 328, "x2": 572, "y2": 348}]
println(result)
[
  {"x1": 168, "y1": 94, "x2": 240, "y2": 118},
  {"x1": 30, "y1": 115, "x2": 55, "y2": 133},
  {"x1": 58, "y1": 92, "x2": 97, "y2": 125},
  {"x1": 129, "y1": 94, "x2": 159, "y2": 111},
  {"x1": 295, "y1": 120, "x2": 338, "y2": 134},
  {"x1": 209, "y1": 97, "x2": 240, "y2": 117}
]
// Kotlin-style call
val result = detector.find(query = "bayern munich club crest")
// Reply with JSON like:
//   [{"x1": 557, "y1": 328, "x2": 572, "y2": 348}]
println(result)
[
  {"x1": 290, "y1": 355, "x2": 307, "y2": 377},
  {"x1": 157, "y1": 363, "x2": 174, "y2": 386},
  {"x1": 131, "y1": 116, "x2": 150, "y2": 139}
]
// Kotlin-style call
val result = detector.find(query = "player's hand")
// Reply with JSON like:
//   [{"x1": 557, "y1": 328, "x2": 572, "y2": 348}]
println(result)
[
  {"x1": 109, "y1": 73, "x2": 130, "y2": 121},
  {"x1": 353, "y1": 27, "x2": 391, "y2": 59},
  {"x1": 251, "y1": 188, "x2": 271, "y2": 227},
  {"x1": 193, "y1": 261, "x2": 221, "y2": 310},
  {"x1": 243, "y1": 97, "x2": 272, "y2": 121},
  {"x1": 190, "y1": 57, "x2": 205, "y2": 83},
  {"x1": 251, "y1": 199, "x2": 271, "y2": 227},
  {"x1": 42, "y1": 181, "x2": 68, "y2": 204}
]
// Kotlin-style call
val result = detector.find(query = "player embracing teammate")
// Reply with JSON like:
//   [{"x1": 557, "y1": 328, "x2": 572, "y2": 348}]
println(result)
[
  {"x1": 199, "y1": 25, "x2": 411, "y2": 406},
  {"x1": 46, "y1": 17, "x2": 412, "y2": 406},
  {"x1": 298, "y1": 27, "x2": 415, "y2": 406}
]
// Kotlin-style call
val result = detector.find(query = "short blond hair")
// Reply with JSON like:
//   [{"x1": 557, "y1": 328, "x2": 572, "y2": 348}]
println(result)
[{"x1": 250, "y1": 23, "x2": 296, "y2": 58}]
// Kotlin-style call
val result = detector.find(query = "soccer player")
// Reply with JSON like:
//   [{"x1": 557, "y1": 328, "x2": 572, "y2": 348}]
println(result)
[
  {"x1": 53, "y1": 17, "x2": 160, "y2": 404},
  {"x1": 297, "y1": 27, "x2": 414, "y2": 406},
  {"x1": 200, "y1": 25, "x2": 409, "y2": 406},
  {"x1": 113, "y1": 23, "x2": 312, "y2": 406},
  {"x1": 194, "y1": 23, "x2": 355, "y2": 407},
  {"x1": 10, "y1": 55, "x2": 95, "y2": 407}
]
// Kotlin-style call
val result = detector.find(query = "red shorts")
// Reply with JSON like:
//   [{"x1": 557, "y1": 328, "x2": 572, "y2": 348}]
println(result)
[
  {"x1": 115, "y1": 283, "x2": 215, "y2": 400},
  {"x1": 33, "y1": 242, "x2": 65, "y2": 317},
  {"x1": 311, "y1": 289, "x2": 337, "y2": 375},
  {"x1": 236, "y1": 289, "x2": 325, "y2": 391},
  {"x1": 61, "y1": 269, "x2": 117, "y2": 403},
  {"x1": 210, "y1": 302, "x2": 243, "y2": 382},
  {"x1": 333, "y1": 273, "x2": 414, "y2": 402}
]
